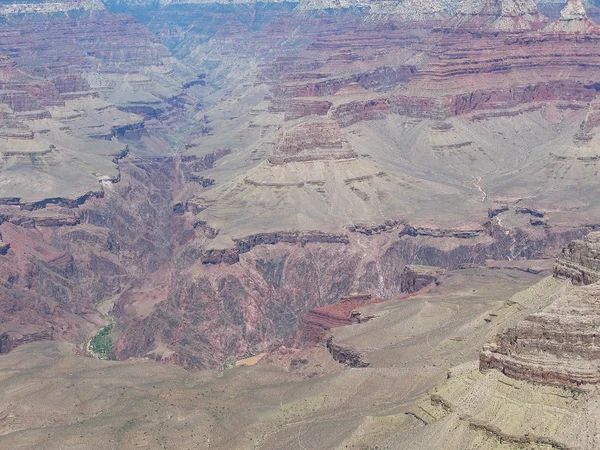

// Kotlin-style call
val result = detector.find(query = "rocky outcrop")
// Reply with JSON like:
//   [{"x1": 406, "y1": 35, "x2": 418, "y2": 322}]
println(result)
[
  {"x1": 200, "y1": 248, "x2": 241, "y2": 265},
  {"x1": 270, "y1": 99, "x2": 332, "y2": 121},
  {"x1": 400, "y1": 225, "x2": 486, "y2": 239},
  {"x1": 268, "y1": 119, "x2": 357, "y2": 165},
  {"x1": 480, "y1": 282, "x2": 600, "y2": 388},
  {"x1": 0, "y1": 329, "x2": 53, "y2": 354},
  {"x1": 481, "y1": 232, "x2": 600, "y2": 388},
  {"x1": 200, "y1": 231, "x2": 351, "y2": 264},
  {"x1": 18, "y1": 190, "x2": 104, "y2": 212},
  {"x1": 453, "y1": 0, "x2": 547, "y2": 31},
  {"x1": 348, "y1": 220, "x2": 402, "y2": 235},
  {"x1": 554, "y1": 231, "x2": 600, "y2": 284},
  {"x1": 400, "y1": 265, "x2": 445, "y2": 293},
  {"x1": 488, "y1": 205, "x2": 509, "y2": 218},
  {"x1": 235, "y1": 231, "x2": 350, "y2": 252},
  {"x1": 560, "y1": 0, "x2": 587, "y2": 21},
  {"x1": 543, "y1": 0, "x2": 599, "y2": 33},
  {"x1": 332, "y1": 81, "x2": 597, "y2": 124},
  {"x1": 295, "y1": 294, "x2": 379, "y2": 345},
  {"x1": 326, "y1": 337, "x2": 369, "y2": 368},
  {"x1": 515, "y1": 207, "x2": 544, "y2": 218},
  {"x1": 181, "y1": 149, "x2": 231, "y2": 177},
  {"x1": 574, "y1": 101, "x2": 600, "y2": 142},
  {"x1": 273, "y1": 66, "x2": 414, "y2": 99}
]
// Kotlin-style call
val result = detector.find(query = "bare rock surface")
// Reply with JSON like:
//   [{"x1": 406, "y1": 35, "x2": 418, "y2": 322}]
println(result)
[
  {"x1": 554, "y1": 231, "x2": 600, "y2": 284},
  {"x1": 480, "y1": 282, "x2": 600, "y2": 387},
  {"x1": 478, "y1": 232, "x2": 600, "y2": 388}
]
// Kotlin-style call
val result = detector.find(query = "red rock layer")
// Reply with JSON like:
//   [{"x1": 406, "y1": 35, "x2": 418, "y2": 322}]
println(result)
[{"x1": 295, "y1": 294, "x2": 381, "y2": 346}]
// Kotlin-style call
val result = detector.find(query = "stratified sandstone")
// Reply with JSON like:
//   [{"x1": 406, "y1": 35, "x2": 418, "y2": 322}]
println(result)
[
  {"x1": 554, "y1": 231, "x2": 600, "y2": 284},
  {"x1": 480, "y1": 282, "x2": 600, "y2": 388},
  {"x1": 268, "y1": 119, "x2": 357, "y2": 165},
  {"x1": 481, "y1": 232, "x2": 600, "y2": 388}
]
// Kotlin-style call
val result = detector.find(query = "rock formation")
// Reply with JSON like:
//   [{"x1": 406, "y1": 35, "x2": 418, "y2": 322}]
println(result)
[
  {"x1": 400, "y1": 265, "x2": 445, "y2": 293},
  {"x1": 481, "y1": 232, "x2": 600, "y2": 388},
  {"x1": 543, "y1": 0, "x2": 600, "y2": 32},
  {"x1": 454, "y1": 0, "x2": 547, "y2": 30},
  {"x1": 554, "y1": 231, "x2": 600, "y2": 284},
  {"x1": 480, "y1": 282, "x2": 600, "y2": 388},
  {"x1": 268, "y1": 119, "x2": 357, "y2": 165},
  {"x1": 561, "y1": 0, "x2": 588, "y2": 20},
  {"x1": 2, "y1": 0, "x2": 600, "y2": 371},
  {"x1": 295, "y1": 294, "x2": 380, "y2": 345}
]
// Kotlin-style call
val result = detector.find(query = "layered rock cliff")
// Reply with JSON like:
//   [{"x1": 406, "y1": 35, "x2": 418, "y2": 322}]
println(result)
[
  {"x1": 554, "y1": 231, "x2": 600, "y2": 284},
  {"x1": 481, "y1": 232, "x2": 600, "y2": 388}
]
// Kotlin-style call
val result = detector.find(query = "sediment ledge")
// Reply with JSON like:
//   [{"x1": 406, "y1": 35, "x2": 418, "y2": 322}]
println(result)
[
  {"x1": 0, "y1": 190, "x2": 105, "y2": 211},
  {"x1": 480, "y1": 233, "x2": 600, "y2": 389},
  {"x1": 400, "y1": 225, "x2": 486, "y2": 239},
  {"x1": 326, "y1": 337, "x2": 369, "y2": 368},
  {"x1": 201, "y1": 231, "x2": 350, "y2": 264},
  {"x1": 0, "y1": 329, "x2": 54, "y2": 354},
  {"x1": 554, "y1": 231, "x2": 600, "y2": 284}
]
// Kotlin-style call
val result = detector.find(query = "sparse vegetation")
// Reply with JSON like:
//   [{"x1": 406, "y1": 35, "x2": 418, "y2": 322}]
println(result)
[
  {"x1": 221, "y1": 358, "x2": 236, "y2": 370},
  {"x1": 90, "y1": 323, "x2": 116, "y2": 360}
]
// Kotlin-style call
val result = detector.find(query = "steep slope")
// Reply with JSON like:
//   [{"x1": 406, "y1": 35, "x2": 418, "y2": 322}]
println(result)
[{"x1": 393, "y1": 232, "x2": 600, "y2": 449}]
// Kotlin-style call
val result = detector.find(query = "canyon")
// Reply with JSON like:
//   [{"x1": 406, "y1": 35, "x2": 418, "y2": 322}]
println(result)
[{"x1": 2, "y1": 0, "x2": 600, "y2": 448}]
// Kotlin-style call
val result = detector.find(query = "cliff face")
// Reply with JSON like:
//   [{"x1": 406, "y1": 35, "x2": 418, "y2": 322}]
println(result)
[
  {"x1": 480, "y1": 282, "x2": 600, "y2": 387},
  {"x1": 268, "y1": 119, "x2": 357, "y2": 165},
  {"x1": 481, "y1": 232, "x2": 600, "y2": 388},
  {"x1": 554, "y1": 231, "x2": 600, "y2": 284}
]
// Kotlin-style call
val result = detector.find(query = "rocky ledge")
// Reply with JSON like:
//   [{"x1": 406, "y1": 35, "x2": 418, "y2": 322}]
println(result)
[
  {"x1": 481, "y1": 232, "x2": 600, "y2": 388},
  {"x1": 553, "y1": 231, "x2": 600, "y2": 284},
  {"x1": 400, "y1": 224, "x2": 486, "y2": 239},
  {"x1": 201, "y1": 231, "x2": 350, "y2": 264},
  {"x1": 295, "y1": 294, "x2": 380, "y2": 346},
  {"x1": 326, "y1": 337, "x2": 369, "y2": 368},
  {"x1": 268, "y1": 119, "x2": 357, "y2": 165},
  {"x1": 480, "y1": 282, "x2": 600, "y2": 388},
  {"x1": 0, "y1": 329, "x2": 54, "y2": 354},
  {"x1": 400, "y1": 265, "x2": 445, "y2": 293}
]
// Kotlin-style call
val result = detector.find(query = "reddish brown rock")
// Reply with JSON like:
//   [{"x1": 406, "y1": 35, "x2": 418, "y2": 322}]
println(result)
[
  {"x1": 295, "y1": 294, "x2": 381, "y2": 346},
  {"x1": 278, "y1": 99, "x2": 332, "y2": 120}
]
